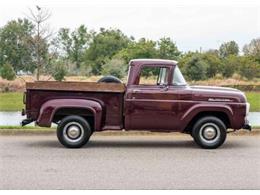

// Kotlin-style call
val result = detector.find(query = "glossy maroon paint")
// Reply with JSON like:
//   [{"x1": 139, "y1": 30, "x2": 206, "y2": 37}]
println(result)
[
  {"x1": 23, "y1": 59, "x2": 248, "y2": 132},
  {"x1": 123, "y1": 59, "x2": 247, "y2": 131},
  {"x1": 37, "y1": 99, "x2": 103, "y2": 130}
]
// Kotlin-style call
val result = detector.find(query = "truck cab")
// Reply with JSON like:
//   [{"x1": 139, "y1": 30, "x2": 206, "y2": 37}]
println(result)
[{"x1": 22, "y1": 59, "x2": 251, "y2": 149}]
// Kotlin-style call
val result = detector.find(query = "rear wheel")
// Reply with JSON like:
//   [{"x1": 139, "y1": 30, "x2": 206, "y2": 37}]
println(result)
[
  {"x1": 57, "y1": 115, "x2": 92, "y2": 148},
  {"x1": 192, "y1": 116, "x2": 227, "y2": 149}
]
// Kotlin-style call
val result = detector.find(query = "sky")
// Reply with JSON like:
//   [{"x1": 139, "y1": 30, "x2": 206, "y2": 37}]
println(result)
[{"x1": 0, "y1": 0, "x2": 260, "y2": 52}]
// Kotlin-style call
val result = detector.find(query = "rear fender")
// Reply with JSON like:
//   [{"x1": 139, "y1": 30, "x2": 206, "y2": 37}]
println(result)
[{"x1": 36, "y1": 99, "x2": 102, "y2": 130}]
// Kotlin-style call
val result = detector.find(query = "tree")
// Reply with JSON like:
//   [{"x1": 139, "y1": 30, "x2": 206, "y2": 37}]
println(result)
[
  {"x1": 157, "y1": 37, "x2": 181, "y2": 60},
  {"x1": 243, "y1": 38, "x2": 260, "y2": 63},
  {"x1": 71, "y1": 25, "x2": 91, "y2": 68},
  {"x1": 116, "y1": 38, "x2": 157, "y2": 63},
  {"x1": 27, "y1": 6, "x2": 52, "y2": 80},
  {"x1": 206, "y1": 49, "x2": 219, "y2": 56},
  {"x1": 202, "y1": 52, "x2": 222, "y2": 78},
  {"x1": 179, "y1": 52, "x2": 224, "y2": 79},
  {"x1": 101, "y1": 58, "x2": 127, "y2": 79},
  {"x1": 0, "y1": 18, "x2": 35, "y2": 72},
  {"x1": 84, "y1": 28, "x2": 131, "y2": 74},
  {"x1": 183, "y1": 55, "x2": 207, "y2": 81},
  {"x1": 238, "y1": 56, "x2": 260, "y2": 80},
  {"x1": 56, "y1": 25, "x2": 90, "y2": 69},
  {"x1": 116, "y1": 38, "x2": 158, "y2": 76},
  {"x1": 219, "y1": 41, "x2": 239, "y2": 58},
  {"x1": 178, "y1": 51, "x2": 197, "y2": 69},
  {"x1": 55, "y1": 28, "x2": 72, "y2": 61},
  {"x1": 0, "y1": 63, "x2": 16, "y2": 80},
  {"x1": 221, "y1": 55, "x2": 241, "y2": 78}
]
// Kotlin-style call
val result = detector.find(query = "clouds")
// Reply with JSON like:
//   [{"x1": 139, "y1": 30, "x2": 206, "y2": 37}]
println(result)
[{"x1": 0, "y1": 3, "x2": 259, "y2": 52}]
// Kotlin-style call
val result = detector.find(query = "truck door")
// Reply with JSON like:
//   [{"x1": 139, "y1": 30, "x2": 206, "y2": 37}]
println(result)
[{"x1": 124, "y1": 65, "x2": 178, "y2": 130}]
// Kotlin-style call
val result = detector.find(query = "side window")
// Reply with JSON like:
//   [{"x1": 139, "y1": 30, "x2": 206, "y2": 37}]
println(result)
[
  {"x1": 158, "y1": 67, "x2": 168, "y2": 85},
  {"x1": 139, "y1": 66, "x2": 168, "y2": 85}
]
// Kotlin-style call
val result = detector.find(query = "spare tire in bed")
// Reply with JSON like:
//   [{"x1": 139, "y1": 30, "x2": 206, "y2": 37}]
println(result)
[{"x1": 97, "y1": 76, "x2": 122, "y2": 83}]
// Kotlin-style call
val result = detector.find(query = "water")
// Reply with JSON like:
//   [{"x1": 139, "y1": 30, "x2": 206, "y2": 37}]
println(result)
[
  {"x1": 0, "y1": 111, "x2": 35, "y2": 126},
  {"x1": 247, "y1": 112, "x2": 260, "y2": 126},
  {"x1": 0, "y1": 111, "x2": 259, "y2": 127}
]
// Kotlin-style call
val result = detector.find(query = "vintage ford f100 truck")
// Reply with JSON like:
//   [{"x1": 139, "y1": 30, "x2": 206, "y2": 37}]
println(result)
[{"x1": 22, "y1": 59, "x2": 251, "y2": 149}]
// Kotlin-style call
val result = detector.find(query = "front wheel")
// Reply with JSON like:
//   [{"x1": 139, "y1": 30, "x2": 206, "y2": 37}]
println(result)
[
  {"x1": 192, "y1": 116, "x2": 227, "y2": 149},
  {"x1": 57, "y1": 115, "x2": 92, "y2": 148}
]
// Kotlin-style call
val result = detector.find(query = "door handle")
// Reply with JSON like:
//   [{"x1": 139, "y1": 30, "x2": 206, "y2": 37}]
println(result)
[
  {"x1": 163, "y1": 86, "x2": 169, "y2": 91},
  {"x1": 160, "y1": 85, "x2": 169, "y2": 91},
  {"x1": 159, "y1": 84, "x2": 169, "y2": 91}
]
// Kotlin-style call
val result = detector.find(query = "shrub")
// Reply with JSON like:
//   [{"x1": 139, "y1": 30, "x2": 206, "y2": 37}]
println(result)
[
  {"x1": 231, "y1": 73, "x2": 242, "y2": 80},
  {"x1": 52, "y1": 62, "x2": 67, "y2": 81},
  {"x1": 214, "y1": 73, "x2": 223, "y2": 80},
  {"x1": 101, "y1": 58, "x2": 127, "y2": 79},
  {"x1": 221, "y1": 55, "x2": 240, "y2": 78},
  {"x1": 239, "y1": 57, "x2": 260, "y2": 80},
  {"x1": 184, "y1": 56, "x2": 207, "y2": 81},
  {"x1": 202, "y1": 53, "x2": 222, "y2": 78},
  {"x1": 0, "y1": 63, "x2": 16, "y2": 80}
]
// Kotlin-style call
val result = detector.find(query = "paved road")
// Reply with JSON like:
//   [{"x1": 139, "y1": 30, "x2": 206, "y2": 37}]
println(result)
[{"x1": 0, "y1": 134, "x2": 259, "y2": 189}]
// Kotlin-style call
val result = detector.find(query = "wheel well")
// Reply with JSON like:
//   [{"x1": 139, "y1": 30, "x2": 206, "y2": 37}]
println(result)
[
  {"x1": 52, "y1": 108, "x2": 95, "y2": 130},
  {"x1": 184, "y1": 111, "x2": 230, "y2": 133}
]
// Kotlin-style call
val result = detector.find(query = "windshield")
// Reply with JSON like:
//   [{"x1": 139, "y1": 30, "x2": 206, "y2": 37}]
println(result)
[{"x1": 172, "y1": 66, "x2": 187, "y2": 85}]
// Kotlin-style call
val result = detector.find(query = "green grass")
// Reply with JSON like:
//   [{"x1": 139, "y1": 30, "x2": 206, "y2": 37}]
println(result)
[
  {"x1": 0, "y1": 126, "x2": 55, "y2": 135},
  {"x1": 0, "y1": 92, "x2": 24, "y2": 111},
  {"x1": 0, "y1": 125, "x2": 55, "y2": 129},
  {"x1": 0, "y1": 91, "x2": 259, "y2": 112},
  {"x1": 245, "y1": 92, "x2": 260, "y2": 112}
]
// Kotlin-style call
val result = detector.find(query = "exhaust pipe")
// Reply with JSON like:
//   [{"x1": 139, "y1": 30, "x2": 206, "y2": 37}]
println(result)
[{"x1": 21, "y1": 119, "x2": 33, "y2": 126}]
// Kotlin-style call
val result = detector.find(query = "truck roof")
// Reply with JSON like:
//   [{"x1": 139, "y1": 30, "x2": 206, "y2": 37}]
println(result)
[{"x1": 130, "y1": 59, "x2": 178, "y2": 66}]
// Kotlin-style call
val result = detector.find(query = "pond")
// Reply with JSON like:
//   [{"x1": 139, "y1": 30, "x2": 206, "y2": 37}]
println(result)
[
  {"x1": 0, "y1": 111, "x2": 259, "y2": 127},
  {"x1": 0, "y1": 111, "x2": 35, "y2": 126}
]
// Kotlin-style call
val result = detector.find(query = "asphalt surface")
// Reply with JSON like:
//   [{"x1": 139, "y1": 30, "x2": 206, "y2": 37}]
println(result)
[{"x1": 0, "y1": 134, "x2": 259, "y2": 189}]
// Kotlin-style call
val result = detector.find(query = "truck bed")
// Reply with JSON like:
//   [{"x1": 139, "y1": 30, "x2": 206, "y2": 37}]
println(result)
[{"x1": 25, "y1": 81, "x2": 126, "y2": 130}]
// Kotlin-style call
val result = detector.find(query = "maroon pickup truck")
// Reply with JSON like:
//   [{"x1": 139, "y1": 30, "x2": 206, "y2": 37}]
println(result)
[{"x1": 22, "y1": 59, "x2": 251, "y2": 149}]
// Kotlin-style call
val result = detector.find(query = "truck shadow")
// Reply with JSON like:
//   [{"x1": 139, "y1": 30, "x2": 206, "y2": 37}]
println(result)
[
  {"x1": 27, "y1": 138, "x2": 248, "y2": 150},
  {"x1": 86, "y1": 139, "x2": 197, "y2": 149},
  {"x1": 27, "y1": 139, "x2": 197, "y2": 149},
  {"x1": 86, "y1": 139, "x2": 247, "y2": 150}
]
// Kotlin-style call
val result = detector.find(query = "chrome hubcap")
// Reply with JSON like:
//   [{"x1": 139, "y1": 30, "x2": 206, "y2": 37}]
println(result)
[
  {"x1": 67, "y1": 126, "x2": 80, "y2": 139},
  {"x1": 199, "y1": 123, "x2": 220, "y2": 145},
  {"x1": 63, "y1": 122, "x2": 84, "y2": 143},
  {"x1": 203, "y1": 127, "x2": 217, "y2": 140}
]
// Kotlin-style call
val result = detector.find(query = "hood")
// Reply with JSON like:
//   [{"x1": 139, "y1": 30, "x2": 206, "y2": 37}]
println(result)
[{"x1": 189, "y1": 85, "x2": 246, "y2": 103}]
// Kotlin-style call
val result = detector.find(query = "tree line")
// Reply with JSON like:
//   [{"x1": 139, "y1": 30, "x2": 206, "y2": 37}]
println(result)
[{"x1": 0, "y1": 8, "x2": 259, "y2": 81}]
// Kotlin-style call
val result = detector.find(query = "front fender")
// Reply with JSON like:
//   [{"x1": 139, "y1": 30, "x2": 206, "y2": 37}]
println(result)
[
  {"x1": 180, "y1": 104, "x2": 234, "y2": 131},
  {"x1": 36, "y1": 99, "x2": 102, "y2": 130}
]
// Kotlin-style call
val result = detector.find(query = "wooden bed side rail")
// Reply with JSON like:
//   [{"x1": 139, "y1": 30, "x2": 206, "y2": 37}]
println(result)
[{"x1": 26, "y1": 81, "x2": 126, "y2": 93}]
